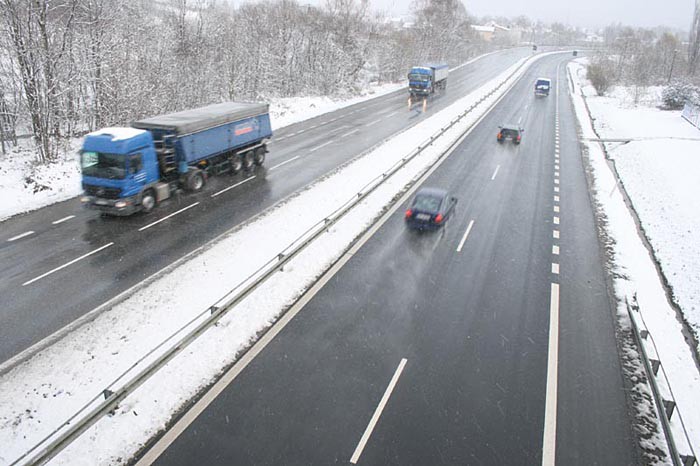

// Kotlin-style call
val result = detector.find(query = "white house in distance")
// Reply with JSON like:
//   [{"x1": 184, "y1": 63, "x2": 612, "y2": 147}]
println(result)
[{"x1": 471, "y1": 21, "x2": 523, "y2": 44}]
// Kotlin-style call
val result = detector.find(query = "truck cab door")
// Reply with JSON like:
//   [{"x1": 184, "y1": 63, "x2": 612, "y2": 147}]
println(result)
[{"x1": 128, "y1": 153, "x2": 147, "y2": 188}]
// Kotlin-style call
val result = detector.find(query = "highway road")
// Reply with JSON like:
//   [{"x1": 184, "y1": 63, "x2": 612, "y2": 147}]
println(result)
[
  {"x1": 0, "y1": 48, "x2": 533, "y2": 365},
  {"x1": 139, "y1": 53, "x2": 639, "y2": 464}
]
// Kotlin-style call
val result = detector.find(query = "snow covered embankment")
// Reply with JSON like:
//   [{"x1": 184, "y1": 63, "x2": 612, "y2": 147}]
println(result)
[
  {"x1": 0, "y1": 53, "x2": 546, "y2": 466},
  {"x1": 568, "y1": 59, "x2": 700, "y2": 459}
]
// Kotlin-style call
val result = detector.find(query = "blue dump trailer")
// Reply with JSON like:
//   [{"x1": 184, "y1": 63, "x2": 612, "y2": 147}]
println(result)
[
  {"x1": 408, "y1": 63, "x2": 449, "y2": 102},
  {"x1": 535, "y1": 78, "x2": 551, "y2": 96},
  {"x1": 80, "y1": 102, "x2": 272, "y2": 215}
]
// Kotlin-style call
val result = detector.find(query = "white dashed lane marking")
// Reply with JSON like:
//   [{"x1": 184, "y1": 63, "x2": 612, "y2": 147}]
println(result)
[
  {"x1": 52, "y1": 215, "x2": 75, "y2": 225},
  {"x1": 23, "y1": 242, "x2": 114, "y2": 286},
  {"x1": 7, "y1": 231, "x2": 34, "y2": 242}
]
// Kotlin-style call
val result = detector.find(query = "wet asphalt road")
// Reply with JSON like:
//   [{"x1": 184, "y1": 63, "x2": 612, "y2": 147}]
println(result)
[
  {"x1": 145, "y1": 54, "x2": 638, "y2": 465},
  {"x1": 0, "y1": 48, "x2": 534, "y2": 365}
]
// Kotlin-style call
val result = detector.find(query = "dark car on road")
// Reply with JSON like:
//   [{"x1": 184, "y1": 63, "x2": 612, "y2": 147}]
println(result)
[
  {"x1": 405, "y1": 187, "x2": 457, "y2": 230},
  {"x1": 497, "y1": 125, "x2": 523, "y2": 145}
]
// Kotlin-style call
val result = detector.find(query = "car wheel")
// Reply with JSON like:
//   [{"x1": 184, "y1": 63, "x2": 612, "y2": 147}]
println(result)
[
  {"x1": 254, "y1": 147, "x2": 266, "y2": 166},
  {"x1": 230, "y1": 155, "x2": 242, "y2": 174},
  {"x1": 187, "y1": 170, "x2": 205, "y2": 191},
  {"x1": 243, "y1": 151, "x2": 254, "y2": 170},
  {"x1": 141, "y1": 189, "x2": 156, "y2": 213}
]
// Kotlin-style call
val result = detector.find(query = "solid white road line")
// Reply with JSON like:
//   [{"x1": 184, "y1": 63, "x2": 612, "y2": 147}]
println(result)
[
  {"x1": 210, "y1": 176, "x2": 256, "y2": 198},
  {"x1": 7, "y1": 231, "x2": 34, "y2": 242},
  {"x1": 491, "y1": 165, "x2": 501, "y2": 180},
  {"x1": 542, "y1": 282, "x2": 560, "y2": 466},
  {"x1": 22, "y1": 242, "x2": 114, "y2": 286},
  {"x1": 52, "y1": 215, "x2": 75, "y2": 225},
  {"x1": 269, "y1": 156, "x2": 301, "y2": 171},
  {"x1": 309, "y1": 140, "x2": 334, "y2": 153},
  {"x1": 138, "y1": 202, "x2": 200, "y2": 231},
  {"x1": 350, "y1": 358, "x2": 408, "y2": 464},
  {"x1": 456, "y1": 219, "x2": 475, "y2": 252}
]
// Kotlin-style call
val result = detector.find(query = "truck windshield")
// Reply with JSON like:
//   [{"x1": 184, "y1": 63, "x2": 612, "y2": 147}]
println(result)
[
  {"x1": 81, "y1": 151, "x2": 127, "y2": 179},
  {"x1": 409, "y1": 73, "x2": 429, "y2": 82}
]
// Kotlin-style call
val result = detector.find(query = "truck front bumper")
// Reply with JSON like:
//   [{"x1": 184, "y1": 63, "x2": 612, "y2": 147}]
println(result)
[{"x1": 81, "y1": 195, "x2": 140, "y2": 216}]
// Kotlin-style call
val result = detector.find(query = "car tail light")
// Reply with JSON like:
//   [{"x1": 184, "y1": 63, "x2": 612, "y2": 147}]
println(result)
[
  {"x1": 434, "y1": 213, "x2": 443, "y2": 223},
  {"x1": 516, "y1": 135, "x2": 521, "y2": 142},
  {"x1": 405, "y1": 209, "x2": 413, "y2": 219}
]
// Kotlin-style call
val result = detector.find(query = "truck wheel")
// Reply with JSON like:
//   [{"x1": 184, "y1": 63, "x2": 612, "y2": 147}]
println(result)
[
  {"x1": 243, "y1": 151, "x2": 255, "y2": 170},
  {"x1": 187, "y1": 170, "x2": 205, "y2": 191},
  {"x1": 254, "y1": 147, "x2": 266, "y2": 165},
  {"x1": 141, "y1": 189, "x2": 156, "y2": 213},
  {"x1": 230, "y1": 155, "x2": 242, "y2": 174}
]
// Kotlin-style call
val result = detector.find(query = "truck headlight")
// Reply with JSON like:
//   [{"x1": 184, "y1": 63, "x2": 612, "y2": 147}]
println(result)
[
  {"x1": 115, "y1": 200, "x2": 127, "y2": 208},
  {"x1": 80, "y1": 196, "x2": 90, "y2": 203}
]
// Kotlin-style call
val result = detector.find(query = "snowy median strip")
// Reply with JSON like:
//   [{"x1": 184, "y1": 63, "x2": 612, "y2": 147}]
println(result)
[{"x1": 0, "y1": 52, "x2": 553, "y2": 466}]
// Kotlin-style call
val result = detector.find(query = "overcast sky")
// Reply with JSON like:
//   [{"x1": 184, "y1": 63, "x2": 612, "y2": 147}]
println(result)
[{"x1": 372, "y1": 0, "x2": 693, "y2": 31}]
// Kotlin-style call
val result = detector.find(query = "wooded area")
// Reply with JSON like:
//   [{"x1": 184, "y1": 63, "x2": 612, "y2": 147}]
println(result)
[{"x1": 0, "y1": 0, "x2": 478, "y2": 162}]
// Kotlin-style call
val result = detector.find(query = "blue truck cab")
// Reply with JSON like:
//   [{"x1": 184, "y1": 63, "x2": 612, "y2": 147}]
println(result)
[
  {"x1": 80, "y1": 102, "x2": 272, "y2": 215},
  {"x1": 408, "y1": 63, "x2": 449, "y2": 99},
  {"x1": 81, "y1": 128, "x2": 159, "y2": 215},
  {"x1": 535, "y1": 78, "x2": 552, "y2": 96}
]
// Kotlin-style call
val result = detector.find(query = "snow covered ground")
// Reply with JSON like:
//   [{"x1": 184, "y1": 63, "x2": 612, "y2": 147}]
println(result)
[
  {"x1": 0, "y1": 52, "x2": 546, "y2": 465},
  {"x1": 568, "y1": 59, "x2": 700, "y2": 459}
]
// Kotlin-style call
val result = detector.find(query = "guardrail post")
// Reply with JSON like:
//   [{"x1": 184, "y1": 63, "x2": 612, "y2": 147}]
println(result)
[
  {"x1": 663, "y1": 399, "x2": 676, "y2": 420},
  {"x1": 102, "y1": 389, "x2": 114, "y2": 401},
  {"x1": 640, "y1": 329, "x2": 649, "y2": 339},
  {"x1": 651, "y1": 358, "x2": 661, "y2": 375},
  {"x1": 209, "y1": 306, "x2": 219, "y2": 315},
  {"x1": 681, "y1": 454, "x2": 697, "y2": 466}
]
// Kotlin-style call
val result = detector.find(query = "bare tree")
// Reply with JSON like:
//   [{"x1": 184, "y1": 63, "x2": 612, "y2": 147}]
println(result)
[{"x1": 689, "y1": 0, "x2": 700, "y2": 75}]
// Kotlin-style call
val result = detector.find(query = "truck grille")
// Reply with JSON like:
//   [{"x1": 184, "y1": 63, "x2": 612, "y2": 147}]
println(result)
[{"x1": 83, "y1": 184, "x2": 121, "y2": 199}]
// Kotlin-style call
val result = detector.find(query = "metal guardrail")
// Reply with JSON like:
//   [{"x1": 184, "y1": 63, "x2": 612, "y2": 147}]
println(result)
[
  {"x1": 626, "y1": 298, "x2": 697, "y2": 466},
  {"x1": 10, "y1": 53, "x2": 541, "y2": 466}
]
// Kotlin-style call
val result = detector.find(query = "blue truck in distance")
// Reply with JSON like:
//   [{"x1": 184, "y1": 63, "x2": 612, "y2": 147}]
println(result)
[
  {"x1": 535, "y1": 78, "x2": 552, "y2": 96},
  {"x1": 80, "y1": 102, "x2": 272, "y2": 215},
  {"x1": 408, "y1": 63, "x2": 449, "y2": 102}
]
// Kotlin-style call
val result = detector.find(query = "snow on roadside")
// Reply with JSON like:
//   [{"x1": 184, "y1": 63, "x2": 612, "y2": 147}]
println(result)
[
  {"x1": 568, "y1": 59, "x2": 700, "y2": 459},
  {"x1": 0, "y1": 53, "x2": 547, "y2": 465}
]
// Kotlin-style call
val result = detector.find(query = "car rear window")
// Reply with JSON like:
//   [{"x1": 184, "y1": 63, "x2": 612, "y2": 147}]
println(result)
[
  {"x1": 502, "y1": 128, "x2": 518, "y2": 137},
  {"x1": 413, "y1": 195, "x2": 442, "y2": 212}
]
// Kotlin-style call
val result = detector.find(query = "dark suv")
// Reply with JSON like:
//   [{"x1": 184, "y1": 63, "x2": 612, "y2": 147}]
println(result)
[{"x1": 497, "y1": 125, "x2": 523, "y2": 145}]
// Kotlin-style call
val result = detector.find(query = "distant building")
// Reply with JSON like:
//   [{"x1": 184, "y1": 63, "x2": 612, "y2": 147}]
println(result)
[
  {"x1": 471, "y1": 21, "x2": 522, "y2": 44},
  {"x1": 471, "y1": 25, "x2": 495, "y2": 41}
]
